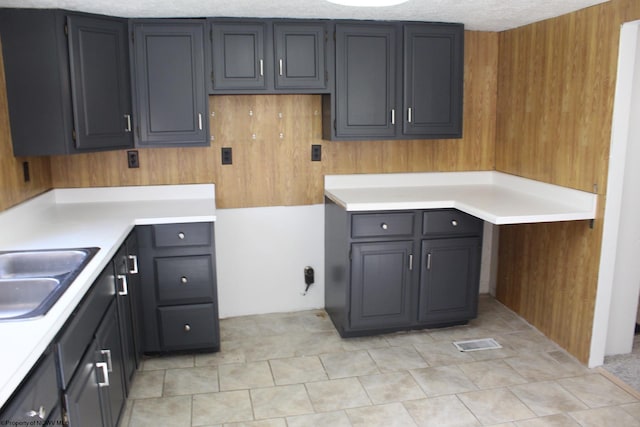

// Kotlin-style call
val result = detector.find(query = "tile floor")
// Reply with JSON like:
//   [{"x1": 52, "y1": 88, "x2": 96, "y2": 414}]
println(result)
[{"x1": 121, "y1": 296, "x2": 640, "y2": 426}]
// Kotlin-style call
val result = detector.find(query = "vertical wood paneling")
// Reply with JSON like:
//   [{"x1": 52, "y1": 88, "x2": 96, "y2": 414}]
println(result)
[
  {"x1": 495, "y1": 0, "x2": 640, "y2": 363},
  {"x1": 0, "y1": 38, "x2": 52, "y2": 212},
  {"x1": 49, "y1": 31, "x2": 498, "y2": 208}
]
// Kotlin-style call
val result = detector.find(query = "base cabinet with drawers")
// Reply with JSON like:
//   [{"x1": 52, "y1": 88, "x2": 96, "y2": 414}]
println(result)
[
  {"x1": 325, "y1": 198, "x2": 482, "y2": 336},
  {"x1": 137, "y1": 222, "x2": 220, "y2": 353}
]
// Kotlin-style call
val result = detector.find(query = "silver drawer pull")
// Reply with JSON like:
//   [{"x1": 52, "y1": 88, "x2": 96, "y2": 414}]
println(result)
[
  {"x1": 128, "y1": 254, "x2": 139, "y2": 274},
  {"x1": 117, "y1": 274, "x2": 128, "y2": 296},
  {"x1": 381, "y1": 223, "x2": 389, "y2": 230},
  {"x1": 100, "y1": 349, "x2": 113, "y2": 372},
  {"x1": 26, "y1": 406, "x2": 46, "y2": 419},
  {"x1": 180, "y1": 276, "x2": 188, "y2": 284},
  {"x1": 96, "y1": 362, "x2": 110, "y2": 387},
  {"x1": 178, "y1": 232, "x2": 185, "y2": 240},
  {"x1": 451, "y1": 220, "x2": 458, "y2": 227},
  {"x1": 184, "y1": 324, "x2": 191, "y2": 332}
]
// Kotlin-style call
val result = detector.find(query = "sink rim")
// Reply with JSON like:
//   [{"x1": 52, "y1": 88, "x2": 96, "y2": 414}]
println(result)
[{"x1": 0, "y1": 247, "x2": 100, "y2": 321}]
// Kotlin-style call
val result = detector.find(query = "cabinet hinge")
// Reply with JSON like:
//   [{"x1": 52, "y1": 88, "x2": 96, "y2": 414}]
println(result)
[
  {"x1": 211, "y1": 70, "x2": 215, "y2": 85},
  {"x1": 333, "y1": 31, "x2": 336, "y2": 41},
  {"x1": 64, "y1": 24, "x2": 68, "y2": 36},
  {"x1": 333, "y1": 119, "x2": 337, "y2": 131},
  {"x1": 348, "y1": 248, "x2": 352, "y2": 261},
  {"x1": 71, "y1": 129, "x2": 76, "y2": 141},
  {"x1": 131, "y1": 31, "x2": 134, "y2": 44},
  {"x1": 325, "y1": 70, "x2": 329, "y2": 84},
  {"x1": 210, "y1": 28, "x2": 213, "y2": 41}
]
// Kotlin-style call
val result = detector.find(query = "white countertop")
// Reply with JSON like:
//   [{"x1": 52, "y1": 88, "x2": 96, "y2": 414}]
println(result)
[
  {"x1": 0, "y1": 184, "x2": 216, "y2": 408},
  {"x1": 325, "y1": 171, "x2": 597, "y2": 224}
]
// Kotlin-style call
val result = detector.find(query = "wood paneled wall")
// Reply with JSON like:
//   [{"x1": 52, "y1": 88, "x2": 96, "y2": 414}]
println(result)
[
  {"x1": 0, "y1": 38, "x2": 52, "y2": 212},
  {"x1": 495, "y1": 0, "x2": 640, "y2": 363},
  {"x1": 50, "y1": 31, "x2": 498, "y2": 208}
]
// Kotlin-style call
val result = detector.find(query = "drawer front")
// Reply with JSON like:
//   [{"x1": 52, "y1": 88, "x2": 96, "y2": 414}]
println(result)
[
  {"x1": 156, "y1": 255, "x2": 214, "y2": 305},
  {"x1": 57, "y1": 266, "x2": 115, "y2": 389},
  {"x1": 0, "y1": 351, "x2": 59, "y2": 423},
  {"x1": 351, "y1": 213, "x2": 415, "y2": 238},
  {"x1": 159, "y1": 304, "x2": 218, "y2": 350},
  {"x1": 422, "y1": 210, "x2": 483, "y2": 236},
  {"x1": 153, "y1": 223, "x2": 212, "y2": 248}
]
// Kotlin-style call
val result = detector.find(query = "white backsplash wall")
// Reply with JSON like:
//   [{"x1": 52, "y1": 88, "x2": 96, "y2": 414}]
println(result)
[{"x1": 214, "y1": 205, "x2": 326, "y2": 318}]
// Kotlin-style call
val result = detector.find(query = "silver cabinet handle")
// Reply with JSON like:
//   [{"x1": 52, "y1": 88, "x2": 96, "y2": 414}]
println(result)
[
  {"x1": 381, "y1": 223, "x2": 388, "y2": 230},
  {"x1": 117, "y1": 274, "x2": 128, "y2": 296},
  {"x1": 180, "y1": 276, "x2": 188, "y2": 284},
  {"x1": 259, "y1": 59, "x2": 264, "y2": 76},
  {"x1": 426, "y1": 253, "x2": 432, "y2": 270},
  {"x1": 391, "y1": 109, "x2": 396, "y2": 125},
  {"x1": 96, "y1": 362, "x2": 109, "y2": 387},
  {"x1": 100, "y1": 349, "x2": 113, "y2": 372},
  {"x1": 128, "y1": 254, "x2": 138, "y2": 274},
  {"x1": 26, "y1": 406, "x2": 46, "y2": 419},
  {"x1": 451, "y1": 220, "x2": 458, "y2": 227},
  {"x1": 407, "y1": 107, "x2": 412, "y2": 123},
  {"x1": 279, "y1": 58, "x2": 283, "y2": 76},
  {"x1": 409, "y1": 254, "x2": 413, "y2": 271},
  {"x1": 198, "y1": 113, "x2": 203, "y2": 130},
  {"x1": 124, "y1": 114, "x2": 132, "y2": 132},
  {"x1": 178, "y1": 232, "x2": 185, "y2": 240},
  {"x1": 184, "y1": 324, "x2": 191, "y2": 332}
]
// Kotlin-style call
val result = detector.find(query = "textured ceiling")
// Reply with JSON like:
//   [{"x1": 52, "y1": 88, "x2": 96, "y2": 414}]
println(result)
[{"x1": 0, "y1": 0, "x2": 609, "y2": 31}]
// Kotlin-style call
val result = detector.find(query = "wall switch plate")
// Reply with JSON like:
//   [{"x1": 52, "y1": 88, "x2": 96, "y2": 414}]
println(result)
[
  {"x1": 311, "y1": 144, "x2": 321, "y2": 161},
  {"x1": 221, "y1": 147, "x2": 232, "y2": 165},
  {"x1": 127, "y1": 150, "x2": 140, "y2": 168}
]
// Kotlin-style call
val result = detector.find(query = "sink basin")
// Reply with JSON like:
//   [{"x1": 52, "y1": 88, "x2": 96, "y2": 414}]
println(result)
[{"x1": 0, "y1": 248, "x2": 99, "y2": 321}]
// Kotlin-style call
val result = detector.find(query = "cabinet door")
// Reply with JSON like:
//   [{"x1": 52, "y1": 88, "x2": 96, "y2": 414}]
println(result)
[
  {"x1": 95, "y1": 303, "x2": 126, "y2": 427},
  {"x1": 211, "y1": 22, "x2": 267, "y2": 90},
  {"x1": 114, "y1": 245, "x2": 136, "y2": 395},
  {"x1": 419, "y1": 237, "x2": 480, "y2": 324},
  {"x1": 133, "y1": 22, "x2": 208, "y2": 146},
  {"x1": 64, "y1": 338, "x2": 105, "y2": 427},
  {"x1": 274, "y1": 23, "x2": 326, "y2": 90},
  {"x1": 335, "y1": 24, "x2": 398, "y2": 138},
  {"x1": 403, "y1": 24, "x2": 463, "y2": 138},
  {"x1": 125, "y1": 232, "x2": 144, "y2": 369},
  {"x1": 67, "y1": 15, "x2": 133, "y2": 150},
  {"x1": 350, "y1": 241, "x2": 413, "y2": 330}
]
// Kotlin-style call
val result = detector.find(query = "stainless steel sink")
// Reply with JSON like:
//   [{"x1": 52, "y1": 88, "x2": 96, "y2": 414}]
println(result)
[{"x1": 0, "y1": 248, "x2": 99, "y2": 321}]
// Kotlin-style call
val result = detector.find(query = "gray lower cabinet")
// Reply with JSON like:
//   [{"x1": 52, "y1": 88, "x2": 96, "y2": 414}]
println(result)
[
  {"x1": 324, "y1": 198, "x2": 482, "y2": 336},
  {"x1": 137, "y1": 222, "x2": 220, "y2": 353}
]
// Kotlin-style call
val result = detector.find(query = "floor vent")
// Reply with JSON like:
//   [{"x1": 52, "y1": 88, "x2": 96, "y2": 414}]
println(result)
[{"x1": 453, "y1": 338, "x2": 502, "y2": 352}]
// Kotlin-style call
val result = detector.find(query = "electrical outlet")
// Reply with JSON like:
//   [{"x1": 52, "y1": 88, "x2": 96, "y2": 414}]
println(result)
[
  {"x1": 311, "y1": 144, "x2": 321, "y2": 161},
  {"x1": 221, "y1": 147, "x2": 232, "y2": 165},
  {"x1": 127, "y1": 150, "x2": 139, "y2": 168},
  {"x1": 22, "y1": 161, "x2": 30, "y2": 182}
]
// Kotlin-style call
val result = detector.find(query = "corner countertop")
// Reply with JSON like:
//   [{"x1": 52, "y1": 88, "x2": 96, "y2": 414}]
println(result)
[
  {"x1": 324, "y1": 171, "x2": 597, "y2": 224},
  {"x1": 0, "y1": 184, "x2": 216, "y2": 409}
]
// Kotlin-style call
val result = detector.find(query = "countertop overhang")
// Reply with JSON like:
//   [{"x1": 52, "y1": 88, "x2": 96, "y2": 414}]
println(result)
[
  {"x1": 0, "y1": 184, "x2": 216, "y2": 408},
  {"x1": 325, "y1": 171, "x2": 597, "y2": 224}
]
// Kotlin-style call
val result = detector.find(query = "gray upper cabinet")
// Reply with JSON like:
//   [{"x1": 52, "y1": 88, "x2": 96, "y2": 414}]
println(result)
[
  {"x1": 334, "y1": 24, "x2": 398, "y2": 139},
  {"x1": 403, "y1": 24, "x2": 463, "y2": 138},
  {"x1": 209, "y1": 20, "x2": 329, "y2": 93},
  {"x1": 131, "y1": 21, "x2": 209, "y2": 147},
  {"x1": 0, "y1": 9, "x2": 133, "y2": 156},
  {"x1": 327, "y1": 21, "x2": 464, "y2": 141},
  {"x1": 210, "y1": 22, "x2": 268, "y2": 91},
  {"x1": 274, "y1": 23, "x2": 327, "y2": 90}
]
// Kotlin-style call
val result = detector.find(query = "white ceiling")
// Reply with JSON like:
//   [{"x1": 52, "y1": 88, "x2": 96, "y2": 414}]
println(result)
[{"x1": 0, "y1": 0, "x2": 609, "y2": 32}]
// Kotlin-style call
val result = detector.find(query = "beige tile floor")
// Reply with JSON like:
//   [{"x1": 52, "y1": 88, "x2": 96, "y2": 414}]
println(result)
[{"x1": 121, "y1": 296, "x2": 640, "y2": 426}]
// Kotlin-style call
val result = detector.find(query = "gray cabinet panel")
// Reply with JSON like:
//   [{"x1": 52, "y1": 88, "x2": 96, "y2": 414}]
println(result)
[
  {"x1": 67, "y1": 15, "x2": 133, "y2": 150},
  {"x1": 211, "y1": 22, "x2": 267, "y2": 90},
  {"x1": 350, "y1": 241, "x2": 413, "y2": 329},
  {"x1": 64, "y1": 338, "x2": 103, "y2": 427},
  {"x1": 274, "y1": 23, "x2": 326, "y2": 89},
  {"x1": 335, "y1": 24, "x2": 397, "y2": 138},
  {"x1": 403, "y1": 24, "x2": 463, "y2": 137},
  {"x1": 132, "y1": 21, "x2": 208, "y2": 146},
  {"x1": 419, "y1": 237, "x2": 481, "y2": 323}
]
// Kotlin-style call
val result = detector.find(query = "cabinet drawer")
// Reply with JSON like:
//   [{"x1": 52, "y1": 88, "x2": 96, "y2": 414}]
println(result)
[
  {"x1": 422, "y1": 210, "x2": 482, "y2": 236},
  {"x1": 153, "y1": 223, "x2": 212, "y2": 248},
  {"x1": 0, "y1": 350, "x2": 59, "y2": 423},
  {"x1": 156, "y1": 255, "x2": 215, "y2": 305},
  {"x1": 159, "y1": 304, "x2": 218, "y2": 350},
  {"x1": 351, "y1": 213, "x2": 415, "y2": 238},
  {"x1": 57, "y1": 266, "x2": 114, "y2": 389}
]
